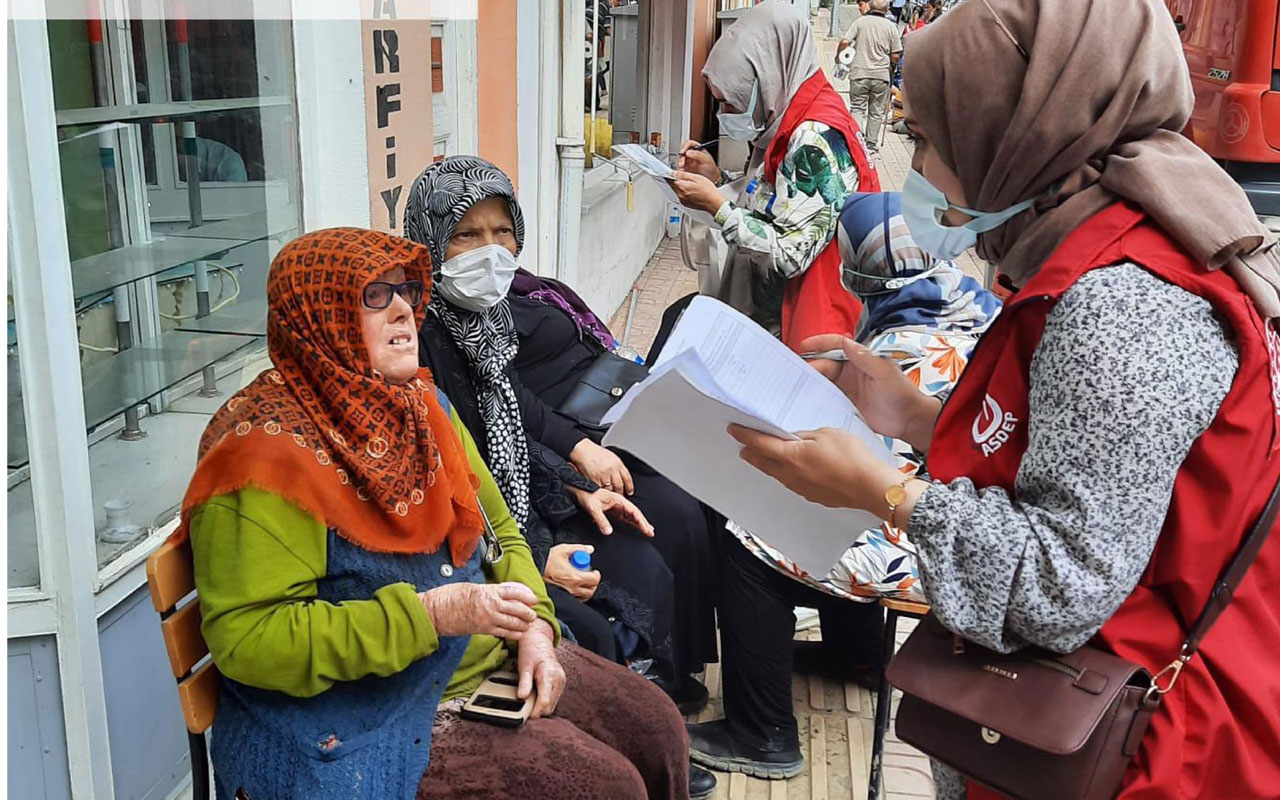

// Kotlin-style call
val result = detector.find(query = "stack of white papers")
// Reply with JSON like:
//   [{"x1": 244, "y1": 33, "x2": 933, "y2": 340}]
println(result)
[
  {"x1": 613, "y1": 143, "x2": 716, "y2": 226},
  {"x1": 602, "y1": 297, "x2": 893, "y2": 576}
]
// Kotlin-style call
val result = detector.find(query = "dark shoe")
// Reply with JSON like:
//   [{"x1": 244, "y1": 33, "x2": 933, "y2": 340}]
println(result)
[
  {"x1": 792, "y1": 640, "x2": 882, "y2": 690},
  {"x1": 668, "y1": 675, "x2": 710, "y2": 716},
  {"x1": 689, "y1": 764, "x2": 717, "y2": 799},
  {"x1": 687, "y1": 720, "x2": 804, "y2": 780}
]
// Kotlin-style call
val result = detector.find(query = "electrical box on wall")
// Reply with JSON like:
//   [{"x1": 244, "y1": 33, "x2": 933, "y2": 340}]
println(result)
[{"x1": 609, "y1": 4, "x2": 644, "y2": 142}]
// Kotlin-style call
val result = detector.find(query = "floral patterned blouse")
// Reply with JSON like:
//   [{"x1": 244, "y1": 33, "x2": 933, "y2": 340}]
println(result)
[
  {"x1": 713, "y1": 121, "x2": 865, "y2": 325},
  {"x1": 730, "y1": 265, "x2": 1001, "y2": 603}
]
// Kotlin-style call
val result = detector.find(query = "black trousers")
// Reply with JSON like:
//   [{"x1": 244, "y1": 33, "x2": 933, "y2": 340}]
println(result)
[
  {"x1": 620, "y1": 453, "x2": 721, "y2": 675},
  {"x1": 718, "y1": 534, "x2": 885, "y2": 751},
  {"x1": 547, "y1": 584, "x2": 619, "y2": 664}
]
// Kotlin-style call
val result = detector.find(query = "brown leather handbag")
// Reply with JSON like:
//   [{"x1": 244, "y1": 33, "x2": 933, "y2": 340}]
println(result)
[{"x1": 885, "y1": 477, "x2": 1280, "y2": 800}]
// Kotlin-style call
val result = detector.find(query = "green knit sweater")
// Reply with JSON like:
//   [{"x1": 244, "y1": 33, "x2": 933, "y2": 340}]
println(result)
[{"x1": 188, "y1": 408, "x2": 558, "y2": 702}]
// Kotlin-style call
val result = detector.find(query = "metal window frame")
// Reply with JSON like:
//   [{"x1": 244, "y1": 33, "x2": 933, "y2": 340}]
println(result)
[
  {"x1": 7, "y1": 4, "x2": 488, "y2": 797},
  {"x1": 431, "y1": 19, "x2": 480, "y2": 159},
  {"x1": 8, "y1": 17, "x2": 119, "y2": 799}
]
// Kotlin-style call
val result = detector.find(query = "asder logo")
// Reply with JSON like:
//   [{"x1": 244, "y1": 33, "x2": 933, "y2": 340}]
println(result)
[{"x1": 972, "y1": 393, "x2": 1018, "y2": 457}]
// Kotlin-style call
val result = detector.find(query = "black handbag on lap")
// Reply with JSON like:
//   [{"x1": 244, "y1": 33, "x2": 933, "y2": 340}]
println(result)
[{"x1": 558, "y1": 351, "x2": 649, "y2": 432}]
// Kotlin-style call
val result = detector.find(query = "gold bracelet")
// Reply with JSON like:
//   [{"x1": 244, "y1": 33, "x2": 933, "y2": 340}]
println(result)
[{"x1": 884, "y1": 477, "x2": 918, "y2": 530}]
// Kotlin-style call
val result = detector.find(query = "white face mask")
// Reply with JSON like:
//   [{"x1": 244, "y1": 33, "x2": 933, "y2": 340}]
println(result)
[
  {"x1": 900, "y1": 170, "x2": 1037, "y2": 261},
  {"x1": 717, "y1": 80, "x2": 763, "y2": 141},
  {"x1": 436, "y1": 243, "x2": 520, "y2": 312}
]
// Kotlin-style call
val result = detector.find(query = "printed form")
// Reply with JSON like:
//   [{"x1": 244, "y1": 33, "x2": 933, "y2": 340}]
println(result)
[
  {"x1": 603, "y1": 297, "x2": 893, "y2": 576},
  {"x1": 613, "y1": 143, "x2": 717, "y2": 226}
]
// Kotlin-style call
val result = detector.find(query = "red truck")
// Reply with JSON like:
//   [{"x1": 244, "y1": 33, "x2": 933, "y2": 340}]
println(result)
[{"x1": 1165, "y1": 0, "x2": 1280, "y2": 229}]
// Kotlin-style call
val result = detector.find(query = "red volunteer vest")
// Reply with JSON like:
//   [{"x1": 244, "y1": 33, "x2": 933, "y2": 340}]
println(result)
[
  {"x1": 762, "y1": 71, "x2": 880, "y2": 350},
  {"x1": 929, "y1": 202, "x2": 1280, "y2": 800}
]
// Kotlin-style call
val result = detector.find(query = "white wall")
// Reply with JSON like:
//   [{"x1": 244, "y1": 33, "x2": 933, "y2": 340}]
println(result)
[
  {"x1": 292, "y1": 18, "x2": 371, "y2": 230},
  {"x1": 645, "y1": 0, "x2": 694, "y2": 153},
  {"x1": 516, "y1": 0, "x2": 545, "y2": 272},
  {"x1": 573, "y1": 171, "x2": 667, "y2": 319}
]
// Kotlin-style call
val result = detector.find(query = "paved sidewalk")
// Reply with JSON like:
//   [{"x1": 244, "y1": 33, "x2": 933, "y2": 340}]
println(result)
[{"x1": 607, "y1": 240, "x2": 699, "y2": 357}]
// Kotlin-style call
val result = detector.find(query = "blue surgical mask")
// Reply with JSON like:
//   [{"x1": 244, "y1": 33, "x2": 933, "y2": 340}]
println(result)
[
  {"x1": 717, "y1": 80, "x2": 763, "y2": 141},
  {"x1": 901, "y1": 170, "x2": 1037, "y2": 261}
]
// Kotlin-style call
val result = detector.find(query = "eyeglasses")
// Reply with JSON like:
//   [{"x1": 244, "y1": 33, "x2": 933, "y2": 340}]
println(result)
[{"x1": 362, "y1": 280, "x2": 425, "y2": 310}]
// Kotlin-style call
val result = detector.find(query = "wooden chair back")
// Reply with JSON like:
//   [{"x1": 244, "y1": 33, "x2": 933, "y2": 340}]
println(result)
[{"x1": 145, "y1": 538, "x2": 221, "y2": 734}]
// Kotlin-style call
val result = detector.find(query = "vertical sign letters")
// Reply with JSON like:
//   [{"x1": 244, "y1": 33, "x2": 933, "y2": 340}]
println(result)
[{"x1": 363, "y1": 0, "x2": 434, "y2": 231}]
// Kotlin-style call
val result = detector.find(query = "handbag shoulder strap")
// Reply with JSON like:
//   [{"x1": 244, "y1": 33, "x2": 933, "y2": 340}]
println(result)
[
  {"x1": 1150, "y1": 475, "x2": 1280, "y2": 699},
  {"x1": 1182, "y1": 475, "x2": 1280, "y2": 657},
  {"x1": 1182, "y1": 473, "x2": 1274, "y2": 655}
]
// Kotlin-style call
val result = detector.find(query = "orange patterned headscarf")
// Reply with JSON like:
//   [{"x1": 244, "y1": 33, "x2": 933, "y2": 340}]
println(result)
[{"x1": 177, "y1": 227, "x2": 485, "y2": 565}]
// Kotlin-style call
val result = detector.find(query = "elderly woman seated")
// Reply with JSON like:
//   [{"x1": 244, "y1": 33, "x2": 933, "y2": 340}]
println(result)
[
  {"x1": 688, "y1": 192, "x2": 1001, "y2": 780},
  {"x1": 181, "y1": 228, "x2": 701, "y2": 799},
  {"x1": 403, "y1": 156, "x2": 719, "y2": 718}
]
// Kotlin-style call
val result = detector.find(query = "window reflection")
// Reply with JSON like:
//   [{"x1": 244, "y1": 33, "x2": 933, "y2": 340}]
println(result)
[
  {"x1": 7, "y1": 268, "x2": 39, "y2": 589},
  {"x1": 37, "y1": 16, "x2": 300, "y2": 573}
]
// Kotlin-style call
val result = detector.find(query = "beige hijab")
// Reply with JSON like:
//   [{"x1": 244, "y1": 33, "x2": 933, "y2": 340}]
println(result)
[
  {"x1": 702, "y1": 1, "x2": 820, "y2": 176},
  {"x1": 701, "y1": 1, "x2": 821, "y2": 319},
  {"x1": 903, "y1": 0, "x2": 1280, "y2": 317}
]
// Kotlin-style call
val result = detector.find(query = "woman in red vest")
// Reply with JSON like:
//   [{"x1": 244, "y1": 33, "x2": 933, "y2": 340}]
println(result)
[
  {"x1": 669, "y1": 1, "x2": 880, "y2": 349},
  {"x1": 730, "y1": 0, "x2": 1280, "y2": 798}
]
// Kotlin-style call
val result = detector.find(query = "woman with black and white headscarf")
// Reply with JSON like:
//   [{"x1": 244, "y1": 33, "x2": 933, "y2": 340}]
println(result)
[{"x1": 405, "y1": 157, "x2": 719, "y2": 743}]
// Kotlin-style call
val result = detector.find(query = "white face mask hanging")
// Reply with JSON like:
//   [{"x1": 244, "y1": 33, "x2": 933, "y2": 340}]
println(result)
[
  {"x1": 435, "y1": 243, "x2": 520, "y2": 312},
  {"x1": 717, "y1": 79, "x2": 764, "y2": 142}
]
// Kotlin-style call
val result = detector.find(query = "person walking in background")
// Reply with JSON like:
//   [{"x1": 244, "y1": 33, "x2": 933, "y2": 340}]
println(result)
[{"x1": 838, "y1": 0, "x2": 902, "y2": 155}]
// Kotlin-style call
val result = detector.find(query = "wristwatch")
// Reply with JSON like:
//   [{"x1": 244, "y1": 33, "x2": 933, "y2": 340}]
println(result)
[{"x1": 885, "y1": 477, "x2": 917, "y2": 530}]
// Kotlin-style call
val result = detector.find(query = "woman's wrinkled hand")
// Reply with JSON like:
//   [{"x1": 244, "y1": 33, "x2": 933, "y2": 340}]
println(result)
[
  {"x1": 543, "y1": 544, "x2": 602, "y2": 601},
  {"x1": 569, "y1": 438, "x2": 634, "y2": 495},
  {"x1": 419, "y1": 582, "x2": 539, "y2": 640},
  {"x1": 798, "y1": 334, "x2": 941, "y2": 453},
  {"x1": 677, "y1": 140, "x2": 721, "y2": 182},
  {"x1": 569, "y1": 487, "x2": 655, "y2": 537},
  {"x1": 670, "y1": 170, "x2": 727, "y2": 216},
  {"x1": 516, "y1": 619, "x2": 565, "y2": 718},
  {"x1": 728, "y1": 425, "x2": 903, "y2": 513}
]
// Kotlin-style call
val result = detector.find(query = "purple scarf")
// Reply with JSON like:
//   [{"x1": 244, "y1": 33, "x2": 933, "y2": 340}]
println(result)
[{"x1": 510, "y1": 269, "x2": 617, "y2": 350}]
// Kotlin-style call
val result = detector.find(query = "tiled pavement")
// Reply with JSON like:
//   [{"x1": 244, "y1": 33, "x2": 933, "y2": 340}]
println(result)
[
  {"x1": 675, "y1": 622, "x2": 932, "y2": 800},
  {"x1": 607, "y1": 240, "x2": 700, "y2": 357},
  {"x1": 604, "y1": 10, "x2": 957, "y2": 800}
]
